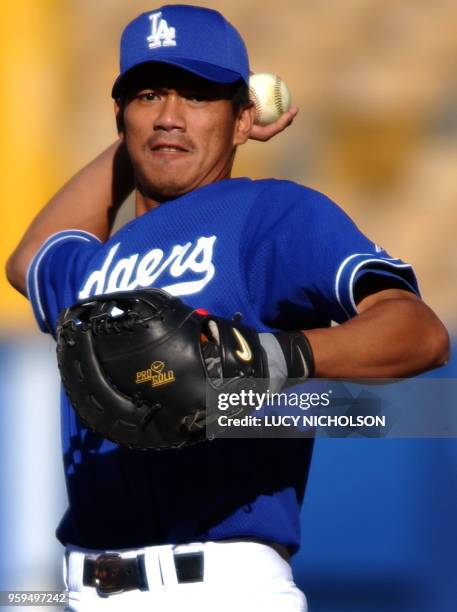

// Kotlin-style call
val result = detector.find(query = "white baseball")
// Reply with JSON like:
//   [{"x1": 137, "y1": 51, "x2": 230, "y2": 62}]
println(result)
[{"x1": 249, "y1": 72, "x2": 291, "y2": 126}]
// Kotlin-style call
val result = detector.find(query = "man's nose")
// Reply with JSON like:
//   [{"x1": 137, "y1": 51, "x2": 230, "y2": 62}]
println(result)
[{"x1": 154, "y1": 92, "x2": 185, "y2": 131}]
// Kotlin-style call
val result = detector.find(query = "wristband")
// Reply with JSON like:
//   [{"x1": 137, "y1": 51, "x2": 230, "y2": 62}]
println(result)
[{"x1": 273, "y1": 331, "x2": 315, "y2": 379}]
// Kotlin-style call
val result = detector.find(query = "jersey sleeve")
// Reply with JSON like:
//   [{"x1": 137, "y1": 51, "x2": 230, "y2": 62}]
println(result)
[
  {"x1": 244, "y1": 182, "x2": 420, "y2": 328},
  {"x1": 26, "y1": 230, "x2": 101, "y2": 336}
]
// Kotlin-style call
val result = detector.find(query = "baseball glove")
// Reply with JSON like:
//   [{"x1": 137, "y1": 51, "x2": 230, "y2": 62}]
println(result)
[{"x1": 56, "y1": 288, "x2": 267, "y2": 450}]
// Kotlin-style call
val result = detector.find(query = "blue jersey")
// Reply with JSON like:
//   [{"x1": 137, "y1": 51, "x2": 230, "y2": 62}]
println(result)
[{"x1": 27, "y1": 178, "x2": 419, "y2": 553}]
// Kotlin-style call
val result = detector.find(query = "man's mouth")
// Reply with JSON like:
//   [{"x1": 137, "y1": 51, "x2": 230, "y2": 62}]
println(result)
[
  {"x1": 156, "y1": 147, "x2": 182, "y2": 152},
  {"x1": 150, "y1": 142, "x2": 190, "y2": 153}
]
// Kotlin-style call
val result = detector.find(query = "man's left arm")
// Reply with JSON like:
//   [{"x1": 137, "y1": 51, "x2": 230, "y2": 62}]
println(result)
[{"x1": 305, "y1": 288, "x2": 449, "y2": 379}]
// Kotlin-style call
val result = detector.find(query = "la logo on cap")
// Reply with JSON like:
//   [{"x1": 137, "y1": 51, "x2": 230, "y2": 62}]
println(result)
[{"x1": 147, "y1": 11, "x2": 177, "y2": 49}]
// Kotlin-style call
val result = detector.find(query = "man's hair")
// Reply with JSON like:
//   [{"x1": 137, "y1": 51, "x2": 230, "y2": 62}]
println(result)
[
  {"x1": 116, "y1": 78, "x2": 250, "y2": 133},
  {"x1": 230, "y1": 79, "x2": 250, "y2": 115}
]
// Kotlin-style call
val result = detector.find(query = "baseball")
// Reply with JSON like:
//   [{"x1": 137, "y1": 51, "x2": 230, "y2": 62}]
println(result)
[{"x1": 249, "y1": 72, "x2": 292, "y2": 126}]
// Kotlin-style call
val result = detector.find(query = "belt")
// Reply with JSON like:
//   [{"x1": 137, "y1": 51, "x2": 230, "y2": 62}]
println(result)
[{"x1": 82, "y1": 550, "x2": 204, "y2": 597}]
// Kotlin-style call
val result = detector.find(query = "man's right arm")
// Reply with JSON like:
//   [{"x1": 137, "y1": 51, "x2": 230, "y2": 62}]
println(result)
[
  {"x1": 6, "y1": 140, "x2": 133, "y2": 296},
  {"x1": 6, "y1": 109, "x2": 298, "y2": 297}
]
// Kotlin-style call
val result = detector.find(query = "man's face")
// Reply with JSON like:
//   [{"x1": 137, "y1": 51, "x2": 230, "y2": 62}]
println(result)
[{"x1": 116, "y1": 65, "x2": 253, "y2": 202}]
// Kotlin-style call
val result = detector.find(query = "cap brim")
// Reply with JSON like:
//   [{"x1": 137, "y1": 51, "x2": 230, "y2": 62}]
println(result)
[{"x1": 112, "y1": 58, "x2": 246, "y2": 98}]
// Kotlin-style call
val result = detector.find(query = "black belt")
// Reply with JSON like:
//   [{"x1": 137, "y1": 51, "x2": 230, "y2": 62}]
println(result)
[{"x1": 82, "y1": 550, "x2": 204, "y2": 597}]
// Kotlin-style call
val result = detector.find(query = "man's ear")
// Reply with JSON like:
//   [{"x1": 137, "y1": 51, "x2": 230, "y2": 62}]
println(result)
[
  {"x1": 233, "y1": 103, "x2": 256, "y2": 146},
  {"x1": 114, "y1": 100, "x2": 124, "y2": 139}
]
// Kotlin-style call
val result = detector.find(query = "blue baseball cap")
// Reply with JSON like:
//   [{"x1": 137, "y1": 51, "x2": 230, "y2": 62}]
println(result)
[{"x1": 112, "y1": 5, "x2": 250, "y2": 98}]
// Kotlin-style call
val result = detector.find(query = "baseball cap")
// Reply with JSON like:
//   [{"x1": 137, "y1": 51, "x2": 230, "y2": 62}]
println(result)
[{"x1": 112, "y1": 4, "x2": 250, "y2": 98}]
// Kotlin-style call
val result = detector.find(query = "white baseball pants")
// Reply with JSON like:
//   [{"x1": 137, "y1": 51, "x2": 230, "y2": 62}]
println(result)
[{"x1": 64, "y1": 540, "x2": 307, "y2": 611}]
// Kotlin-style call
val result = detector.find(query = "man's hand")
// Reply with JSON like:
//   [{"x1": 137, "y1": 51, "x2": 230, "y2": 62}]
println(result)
[{"x1": 249, "y1": 107, "x2": 299, "y2": 142}]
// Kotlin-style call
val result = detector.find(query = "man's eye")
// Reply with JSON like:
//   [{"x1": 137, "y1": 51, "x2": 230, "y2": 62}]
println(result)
[
  {"x1": 187, "y1": 94, "x2": 208, "y2": 103},
  {"x1": 137, "y1": 92, "x2": 159, "y2": 101}
]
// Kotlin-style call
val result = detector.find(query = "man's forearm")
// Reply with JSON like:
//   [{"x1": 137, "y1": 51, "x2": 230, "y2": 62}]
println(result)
[
  {"x1": 6, "y1": 140, "x2": 133, "y2": 295},
  {"x1": 305, "y1": 291, "x2": 450, "y2": 379}
]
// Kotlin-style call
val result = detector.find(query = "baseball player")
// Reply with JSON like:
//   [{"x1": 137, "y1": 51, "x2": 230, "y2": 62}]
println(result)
[{"x1": 6, "y1": 5, "x2": 449, "y2": 611}]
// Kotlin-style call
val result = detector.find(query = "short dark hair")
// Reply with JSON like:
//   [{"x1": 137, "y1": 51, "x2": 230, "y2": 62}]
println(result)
[{"x1": 230, "y1": 79, "x2": 250, "y2": 115}]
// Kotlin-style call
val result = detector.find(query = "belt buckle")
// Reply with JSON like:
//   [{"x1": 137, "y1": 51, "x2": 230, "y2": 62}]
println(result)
[
  {"x1": 93, "y1": 553, "x2": 125, "y2": 597},
  {"x1": 173, "y1": 551, "x2": 204, "y2": 583}
]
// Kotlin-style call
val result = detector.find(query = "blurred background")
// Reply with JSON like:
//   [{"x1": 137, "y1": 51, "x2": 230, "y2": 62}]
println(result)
[{"x1": 1, "y1": 1, "x2": 456, "y2": 610}]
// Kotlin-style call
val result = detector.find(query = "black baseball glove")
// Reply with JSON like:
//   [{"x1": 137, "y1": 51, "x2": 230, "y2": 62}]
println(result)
[{"x1": 56, "y1": 288, "x2": 269, "y2": 450}]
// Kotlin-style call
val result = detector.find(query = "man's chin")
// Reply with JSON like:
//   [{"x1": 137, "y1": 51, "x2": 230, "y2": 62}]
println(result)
[{"x1": 138, "y1": 179, "x2": 191, "y2": 203}]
